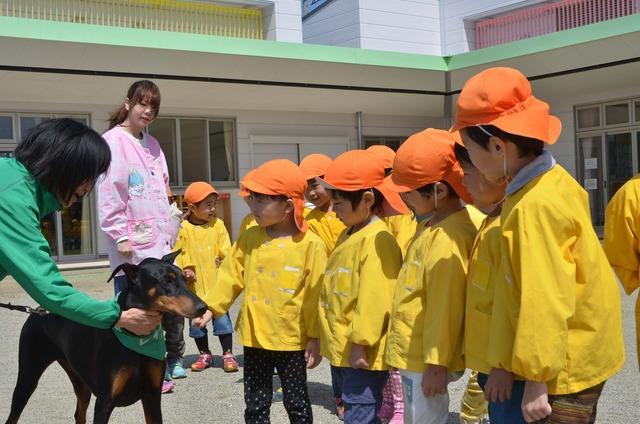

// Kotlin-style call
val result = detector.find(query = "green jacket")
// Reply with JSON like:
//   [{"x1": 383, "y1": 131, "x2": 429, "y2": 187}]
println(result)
[{"x1": 0, "y1": 158, "x2": 121, "y2": 328}]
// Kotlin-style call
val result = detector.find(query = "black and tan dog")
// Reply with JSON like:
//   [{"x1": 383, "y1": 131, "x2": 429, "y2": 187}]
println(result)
[{"x1": 5, "y1": 251, "x2": 207, "y2": 424}]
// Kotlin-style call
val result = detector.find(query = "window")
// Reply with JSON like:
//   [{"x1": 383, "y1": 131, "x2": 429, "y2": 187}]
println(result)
[
  {"x1": 576, "y1": 106, "x2": 600, "y2": 130},
  {"x1": 148, "y1": 117, "x2": 237, "y2": 187},
  {"x1": 364, "y1": 136, "x2": 406, "y2": 151},
  {"x1": 605, "y1": 103, "x2": 630, "y2": 126},
  {"x1": 635, "y1": 100, "x2": 640, "y2": 123},
  {"x1": 0, "y1": 115, "x2": 14, "y2": 142},
  {"x1": 19, "y1": 115, "x2": 50, "y2": 138}
]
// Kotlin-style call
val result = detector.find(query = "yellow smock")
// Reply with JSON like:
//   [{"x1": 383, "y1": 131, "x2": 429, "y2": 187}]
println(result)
[
  {"x1": 604, "y1": 174, "x2": 640, "y2": 368},
  {"x1": 386, "y1": 207, "x2": 479, "y2": 373},
  {"x1": 318, "y1": 218, "x2": 402, "y2": 370},
  {"x1": 237, "y1": 213, "x2": 257, "y2": 239},
  {"x1": 173, "y1": 218, "x2": 231, "y2": 300},
  {"x1": 304, "y1": 207, "x2": 346, "y2": 254},
  {"x1": 205, "y1": 226, "x2": 327, "y2": 351},
  {"x1": 464, "y1": 216, "x2": 500, "y2": 375},
  {"x1": 488, "y1": 165, "x2": 624, "y2": 395},
  {"x1": 383, "y1": 213, "x2": 418, "y2": 258}
]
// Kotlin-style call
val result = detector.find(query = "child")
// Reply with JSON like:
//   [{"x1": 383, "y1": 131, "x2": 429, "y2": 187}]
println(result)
[
  {"x1": 299, "y1": 153, "x2": 346, "y2": 254},
  {"x1": 452, "y1": 67, "x2": 624, "y2": 423},
  {"x1": 318, "y1": 150, "x2": 405, "y2": 424},
  {"x1": 364, "y1": 145, "x2": 408, "y2": 424},
  {"x1": 604, "y1": 175, "x2": 640, "y2": 369},
  {"x1": 366, "y1": 144, "x2": 417, "y2": 257},
  {"x1": 298, "y1": 153, "x2": 348, "y2": 418},
  {"x1": 454, "y1": 143, "x2": 520, "y2": 423},
  {"x1": 194, "y1": 160, "x2": 327, "y2": 423},
  {"x1": 384, "y1": 129, "x2": 481, "y2": 424},
  {"x1": 98, "y1": 80, "x2": 184, "y2": 393},
  {"x1": 173, "y1": 181, "x2": 239, "y2": 373}
]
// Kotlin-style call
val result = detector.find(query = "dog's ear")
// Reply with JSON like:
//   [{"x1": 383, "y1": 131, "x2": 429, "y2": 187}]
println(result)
[
  {"x1": 107, "y1": 263, "x2": 140, "y2": 284},
  {"x1": 161, "y1": 250, "x2": 181, "y2": 264}
]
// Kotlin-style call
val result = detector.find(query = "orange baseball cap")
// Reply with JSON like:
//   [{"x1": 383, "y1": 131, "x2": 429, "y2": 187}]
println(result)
[
  {"x1": 366, "y1": 145, "x2": 395, "y2": 169},
  {"x1": 323, "y1": 150, "x2": 409, "y2": 216},
  {"x1": 299, "y1": 153, "x2": 332, "y2": 180},
  {"x1": 385, "y1": 129, "x2": 473, "y2": 204},
  {"x1": 240, "y1": 159, "x2": 308, "y2": 232},
  {"x1": 184, "y1": 181, "x2": 218, "y2": 205},
  {"x1": 451, "y1": 67, "x2": 561, "y2": 145},
  {"x1": 238, "y1": 169, "x2": 255, "y2": 198}
]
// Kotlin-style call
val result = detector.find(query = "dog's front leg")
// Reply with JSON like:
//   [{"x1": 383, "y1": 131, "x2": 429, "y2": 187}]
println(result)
[
  {"x1": 141, "y1": 391, "x2": 163, "y2": 424},
  {"x1": 92, "y1": 397, "x2": 115, "y2": 424}
]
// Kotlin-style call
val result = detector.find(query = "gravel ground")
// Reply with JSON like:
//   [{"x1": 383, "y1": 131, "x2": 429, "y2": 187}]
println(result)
[{"x1": 0, "y1": 268, "x2": 638, "y2": 423}]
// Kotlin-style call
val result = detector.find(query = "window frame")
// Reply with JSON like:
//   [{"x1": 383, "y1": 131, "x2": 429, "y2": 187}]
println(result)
[{"x1": 147, "y1": 115, "x2": 238, "y2": 189}]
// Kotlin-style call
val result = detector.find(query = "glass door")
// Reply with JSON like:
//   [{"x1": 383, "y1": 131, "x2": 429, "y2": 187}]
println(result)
[
  {"x1": 605, "y1": 131, "x2": 633, "y2": 201},
  {"x1": 577, "y1": 134, "x2": 605, "y2": 225}
]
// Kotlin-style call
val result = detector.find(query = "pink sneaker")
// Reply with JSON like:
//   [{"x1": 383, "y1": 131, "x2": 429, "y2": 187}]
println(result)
[
  {"x1": 161, "y1": 380, "x2": 174, "y2": 394},
  {"x1": 222, "y1": 351, "x2": 239, "y2": 373},
  {"x1": 388, "y1": 413, "x2": 404, "y2": 424},
  {"x1": 191, "y1": 353, "x2": 213, "y2": 371}
]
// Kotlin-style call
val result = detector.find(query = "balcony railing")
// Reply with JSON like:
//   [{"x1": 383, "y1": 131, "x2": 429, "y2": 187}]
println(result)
[
  {"x1": 475, "y1": 0, "x2": 639, "y2": 49},
  {"x1": 0, "y1": 0, "x2": 264, "y2": 39}
]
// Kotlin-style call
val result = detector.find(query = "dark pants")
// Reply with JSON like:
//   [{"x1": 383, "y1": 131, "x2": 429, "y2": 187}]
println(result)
[
  {"x1": 113, "y1": 275, "x2": 184, "y2": 361},
  {"x1": 331, "y1": 364, "x2": 343, "y2": 398},
  {"x1": 243, "y1": 346, "x2": 312, "y2": 424},
  {"x1": 334, "y1": 366, "x2": 389, "y2": 424},
  {"x1": 477, "y1": 372, "x2": 526, "y2": 424}
]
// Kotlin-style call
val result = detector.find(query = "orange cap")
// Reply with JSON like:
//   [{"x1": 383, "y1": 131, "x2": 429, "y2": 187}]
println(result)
[
  {"x1": 240, "y1": 159, "x2": 308, "y2": 232},
  {"x1": 238, "y1": 169, "x2": 255, "y2": 198},
  {"x1": 385, "y1": 129, "x2": 472, "y2": 204},
  {"x1": 299, "y1": 153, "x2": 332, "y2": 180},
  {"x1": 323, "y1": 150, "x2": 409, "y2": 216},
  {"x1": 184, "y1": 181, "x2": 218, "y2": 205},
  {"x1": 451, "y1": 67, "x2": 561, "y2": 144},
  {"x1": 366, "y1": 145, "x2": 395, "y2": 169}
]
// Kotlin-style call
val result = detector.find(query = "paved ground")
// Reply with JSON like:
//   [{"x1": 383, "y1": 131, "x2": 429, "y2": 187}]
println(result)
[{"x1": 0, "y1": 268, "x2": 638, "y2": 423}]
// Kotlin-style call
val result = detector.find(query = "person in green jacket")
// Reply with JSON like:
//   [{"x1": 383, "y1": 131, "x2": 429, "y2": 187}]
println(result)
[{"x1": 0, "y1": 118, "x2": 160, "y2": 335}]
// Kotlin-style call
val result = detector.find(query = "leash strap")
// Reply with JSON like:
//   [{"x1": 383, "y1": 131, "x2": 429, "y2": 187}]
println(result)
[{"x1": 0, "y1": 302, "x2": 48, "y2": 316}]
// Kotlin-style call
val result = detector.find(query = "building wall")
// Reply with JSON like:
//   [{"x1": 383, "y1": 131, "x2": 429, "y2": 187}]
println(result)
[
  {"x1": 303, "y1": 0, "x2": 442, "y2": 54},
  {"x1": 264, "y1": 0, "x2": 304, "y2": 42},
  {"x1": 302, "y1": 0, "x2": 361, "y2": 48},
  {"x1": 357, "y1": 0, "x2": 441, "y2": 55}
]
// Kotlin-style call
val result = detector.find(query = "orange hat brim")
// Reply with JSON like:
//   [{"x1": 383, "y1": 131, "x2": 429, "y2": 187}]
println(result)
[
  {"x1": 375, "y1": 180, "x2": 409, "y2": 216},
  {"x1": 452, "y1": 99, "x2": 562, "y2": 145}
]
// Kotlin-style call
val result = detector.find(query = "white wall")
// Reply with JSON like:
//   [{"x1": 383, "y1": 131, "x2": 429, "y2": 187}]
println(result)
[
  {"x1": 302, "y1": 0, "x2": 361, "y2": 48},
  {"x1": 303, "y1": 0, "x2": 442, "y2": 55},
  {"x1": 442, "y1": 0, "x2": 547, "y2": 55},
  {"x1": 264, "y1": 0, "x2": 303, "y2": 42}
]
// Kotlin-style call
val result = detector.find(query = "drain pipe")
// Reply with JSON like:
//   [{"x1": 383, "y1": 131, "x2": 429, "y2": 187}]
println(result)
[{"x1": 356, "y1": 111, "x2": 363, "y2": 149}]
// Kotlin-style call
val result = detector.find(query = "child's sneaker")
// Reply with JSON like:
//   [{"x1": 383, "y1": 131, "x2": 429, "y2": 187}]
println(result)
[
  {"x1": 335, "y1": 397, "x2": 345, "y2": 421},
  {"x1": 161, "y1": 380, "x2": 174, "y2": 394},
  {"x1": 222, "y1": 351, "x2": 239, "y2": 373},
  {"x1": 168, "y1": 358, "x2": 187, "y2": 379},
  {"x1": 191, "y1": 353, "x2": 213, "y2": 371}
]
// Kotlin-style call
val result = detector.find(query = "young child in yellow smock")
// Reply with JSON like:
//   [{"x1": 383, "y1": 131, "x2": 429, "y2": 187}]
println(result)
[
  {"x1": 318, "y1": 150, "x2": 406, "y2": 424},
  {"x1": 604, "y1": 175, "x2": 640, "y2": 371},
  {"x1": 173, "y1": 182, "x2": 239, "y2": 373},
  {"x1": 453, "y1": 67, "x2": 624, "y2": 423},
  {"x1": 194, "y1": 160, "x2": 327, "y2": 423},
  {"x1": 384, "y1": 129, "x2": 481, "y2": 424}
]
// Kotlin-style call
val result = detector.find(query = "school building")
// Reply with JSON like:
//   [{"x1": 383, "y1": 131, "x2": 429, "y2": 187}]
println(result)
[{"x1": 0, "y1": 0, "x2": 638, "y2": 264}]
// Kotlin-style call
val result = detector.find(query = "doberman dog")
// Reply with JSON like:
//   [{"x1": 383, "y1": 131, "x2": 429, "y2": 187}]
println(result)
[{"x1": 4, "y1": 251, "x2": 208, "y2": 424}]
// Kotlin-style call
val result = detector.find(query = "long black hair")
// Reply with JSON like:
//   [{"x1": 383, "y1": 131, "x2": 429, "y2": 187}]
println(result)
[{"x1": 15, "y1": 118, "x2": 111, "y2": 204}]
